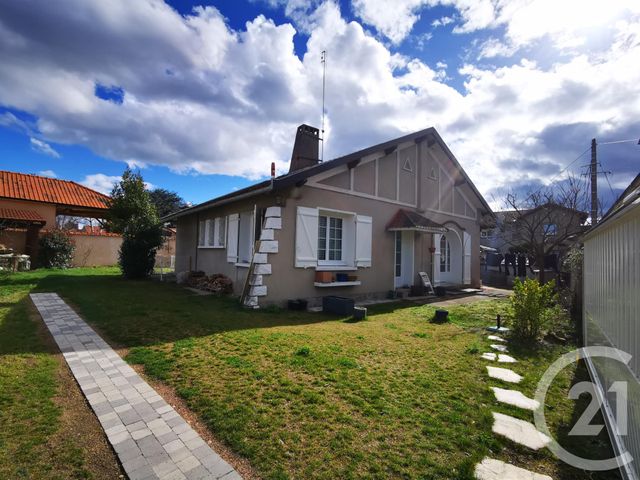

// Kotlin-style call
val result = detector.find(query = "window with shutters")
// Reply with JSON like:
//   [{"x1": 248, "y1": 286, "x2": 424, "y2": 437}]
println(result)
[
  {"x1": 198, "y1": 217, "x2": 226, "y2": 248},
  {"x1": 318, "y1": 215, "x2": 343, "y2": 263},
  {"x1": 295, "y1": 206, "x2": 372, "y2": 269}
]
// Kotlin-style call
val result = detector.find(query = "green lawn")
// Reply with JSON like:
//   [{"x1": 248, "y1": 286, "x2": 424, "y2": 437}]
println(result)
[
  {"x1": 0, "y1": 268, "x2": 122, "y2": 479},
  {"x1": 0, "y1": 267, "x2": 621, "y2": 480}
]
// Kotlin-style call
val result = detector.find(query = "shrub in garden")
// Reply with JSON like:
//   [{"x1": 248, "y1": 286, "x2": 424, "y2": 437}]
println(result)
[
  {"x1": 510, "y1": 277, "x2": 560, "y2": 343},
  {"x1": 107, "y1": 168, "x2": 163, "y2": 279},
  {"x1": 118, "y1": 223, "x2": 163, "y2": 279},
  {"x1": 38, "y1": 229, "x2": 75, "y2": 268}
]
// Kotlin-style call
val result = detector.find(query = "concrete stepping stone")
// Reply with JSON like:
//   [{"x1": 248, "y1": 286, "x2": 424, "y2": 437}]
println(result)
[
  {"x1": 491, "y1": 387, "x2": 540, "y2": 411},
  {"x1": 487, "y1": 326, "x2": 509, "y2": 333},
  {"x1": 492, "y1": 412, "x2": 551, "y2": 450},
  {"x1": 490, "y1": 344, "x2": 508, "y2": 352},
  {"x1": 481, "y1": 353, "x2": 517, "y2": 363},
  {"x1": 487, "y1": 366, "x2": 522, "y2": 384},
  {"x1": 487, "y1": 335, "x2": 506, "y2": 342},
  {"x1": 475, "y1": 458, "x2": 553, "y2": 480},
  {"x1": 30, "y1": 293, "x2": 242, "y2": 480}
]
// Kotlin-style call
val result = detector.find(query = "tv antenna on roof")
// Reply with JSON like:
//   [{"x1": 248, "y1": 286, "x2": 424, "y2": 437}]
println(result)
[{"x1": 321, "y1": 50, "x2": 327, "y2": 162}]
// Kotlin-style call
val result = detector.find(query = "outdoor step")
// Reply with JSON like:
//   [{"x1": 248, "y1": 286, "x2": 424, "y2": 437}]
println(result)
[
  {"x1": 492, "y1": 412, "x2": 551, "y2": 450},
  {"x1": 475, "y1": 458, "x2": 553, "y2": 480},
  {"x1": 486, "y1": 366, "x2": 523, "y2": 384},
  {"x1": 490, "y1": 344, "x2": 508, "y2": 352},
  {"x1": 481, "y1": 353, "x2": 517, "y2": 363},
  {"x1": 491, "y1": 387, "x2": 540, "y2": 411},
  {"x1": 487, "y1": 326, "x2": 509, "y2": 333},
  {"x1": 487, "y1": 335, "x2": 506, "y2": 342}
]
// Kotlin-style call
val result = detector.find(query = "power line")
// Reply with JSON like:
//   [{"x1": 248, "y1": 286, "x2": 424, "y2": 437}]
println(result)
[
  {"x1": 603, "y1": 171, "x2": 616, "y2": 204},
  {"x1": 528, "y1": 146, "x2": 591, "y2": 198}
]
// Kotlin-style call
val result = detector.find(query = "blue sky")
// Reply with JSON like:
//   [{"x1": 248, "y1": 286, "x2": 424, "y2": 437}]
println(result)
[{"x1": 0, "y1": 0, "x2": 639, "y2": 210}]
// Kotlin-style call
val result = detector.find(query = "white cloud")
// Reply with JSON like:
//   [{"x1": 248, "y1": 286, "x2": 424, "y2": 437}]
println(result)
[
  {"x1": 432, "y1": 15, "x2": 454, "y2": 28},
  {"x1": 352, "y1": 0, "x2": 430, "y2": 44},
  {"x1": 0, "y1": 0, "x2": 639, "y2": 203},
  {"x1": 477, "y1": 37, "x2": 519, "y2": 59},
  {"x1": 80, "y1": 173, "x2": 154, "y2": 194},
  {"x1": 30, "y1": 137, "x2": 61, "y2": 158},
  {"x1": 80, "y1": 174, "x2": 120, "y2": 195},
  {"x1": 38, "y1": 169, "x2": 57, "y2": 178}
]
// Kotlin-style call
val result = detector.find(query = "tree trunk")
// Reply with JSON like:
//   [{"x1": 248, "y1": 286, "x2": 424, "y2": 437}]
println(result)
[{"x1": 537, "y1": 252, "x2": 545, "y2": 283}]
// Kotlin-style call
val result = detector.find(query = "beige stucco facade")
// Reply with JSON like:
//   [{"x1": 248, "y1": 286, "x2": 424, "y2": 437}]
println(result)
[{"x1": 174, "y1": 135, "x2": 487, "y2": 306}]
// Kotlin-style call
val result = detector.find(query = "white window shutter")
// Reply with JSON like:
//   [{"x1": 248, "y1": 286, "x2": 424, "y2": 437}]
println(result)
[
  {"x1": 295, "y1": 206, "x2": 319, "y2": 268},
  {"x1": 355, "y1": 215, "x2": 372, "y2": 267},
  {"x1": 433, "y1": 233, "x2": 442, "y2": 284},
  {"x1": 227, "y1": 213, "x2": 239, "y2": 263},
  {"x1": 198, "y1": 220, "x2": 206, "y2": 246},
  {"x1": 463, "y1": 231, "x2": 471, "y2": 284}
]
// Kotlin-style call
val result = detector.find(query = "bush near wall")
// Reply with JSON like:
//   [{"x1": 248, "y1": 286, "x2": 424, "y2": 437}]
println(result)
[{"x1": 38, "y1": 229, "x2": 75, "y2": 269}]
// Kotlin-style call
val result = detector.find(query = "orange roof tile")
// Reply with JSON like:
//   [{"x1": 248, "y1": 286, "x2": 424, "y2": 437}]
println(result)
[
  {"x1": 0, "y1": 207, "x2": 46, "y2": 223},
  {"x1": 0, "y1": 170, "x2": 110, "y2": 210}
]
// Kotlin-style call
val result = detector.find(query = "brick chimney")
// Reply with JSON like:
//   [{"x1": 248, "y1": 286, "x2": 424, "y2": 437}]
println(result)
[{"x1": 289, "y1": 124, "x2": 320, "y2": 173}]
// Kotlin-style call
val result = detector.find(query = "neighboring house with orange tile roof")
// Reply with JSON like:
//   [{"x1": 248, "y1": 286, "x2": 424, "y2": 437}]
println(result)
[{"x1": 0, "y1": 170, "x2": 116, "y2": 267}]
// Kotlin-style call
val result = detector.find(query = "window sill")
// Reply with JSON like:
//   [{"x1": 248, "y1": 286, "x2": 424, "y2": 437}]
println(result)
[
  {"x1": 314, "y1": 281, "x2": 361, "y2": 287},
  {"x1": 235, "y1": 263, "x2": 251, "y2": 268},
  {"x1": 198, "y1": 246, "x2": 225, "y2": 249},
  {"x1": 315, "y1": 266, "x2": 357, "y2": 271}
]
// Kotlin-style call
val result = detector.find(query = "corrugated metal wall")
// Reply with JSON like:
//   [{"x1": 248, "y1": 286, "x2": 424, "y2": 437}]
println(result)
[{"x1": 584, "y1": 204, "x2": 640, "y2": 479}]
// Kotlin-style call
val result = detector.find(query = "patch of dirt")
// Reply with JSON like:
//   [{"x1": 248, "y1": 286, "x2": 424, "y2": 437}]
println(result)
[{"x1": 28, "y1": 300, "x2": 125, "y2": 480}]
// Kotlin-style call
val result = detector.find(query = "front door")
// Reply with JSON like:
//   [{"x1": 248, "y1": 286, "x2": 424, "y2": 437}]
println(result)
[{"x1": 394, "y1": 231, "x2": 414, "y2": 288}]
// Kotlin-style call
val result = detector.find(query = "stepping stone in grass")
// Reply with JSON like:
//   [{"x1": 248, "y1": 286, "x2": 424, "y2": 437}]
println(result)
[
  {"x1": 490, "y1": 344, "x2": 509, "y2": 352},
  {"x1": 498, "y1": 354, "x2": 517, "y2": 363},
  {"x1": 475, "y1": 458, "x2": 553, "y2": 480},
  {"x1": 487, "y1": 326, "x2": 509, "y2": 333},
  {"x1": 491, "y1": 387, "x2": 540, "y2": 411},
  {"x1": 492, "y1": 412, "x2": 551, "y2": 450},
  {"x1": 487, "y1": 335, "x2": 506, "y2": 342},
  {"x1": 487, "y1": 366, "x2": 523, "y2": 384},
  {"x1": 481, "y1": 352, "x2": 497, "y2": 361}
]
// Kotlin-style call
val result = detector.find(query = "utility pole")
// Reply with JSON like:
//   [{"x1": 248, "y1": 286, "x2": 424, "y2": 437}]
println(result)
[
  {"x1": 590, "y1": 138, "x2": 598, "y2": 225},
  {"x1": 320, "y1": 50, "x2": 327, "y2": 162}
]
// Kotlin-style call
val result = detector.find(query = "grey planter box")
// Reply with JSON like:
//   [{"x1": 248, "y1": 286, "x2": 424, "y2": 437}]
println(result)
[{"x1": 322, "y1": 296, "x2": 355, "y2": 316}]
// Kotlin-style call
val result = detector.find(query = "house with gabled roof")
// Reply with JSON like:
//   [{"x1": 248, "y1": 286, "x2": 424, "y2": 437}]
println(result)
[{"x1": 164, "y1": 125, "x2": 494, "y2": 307}]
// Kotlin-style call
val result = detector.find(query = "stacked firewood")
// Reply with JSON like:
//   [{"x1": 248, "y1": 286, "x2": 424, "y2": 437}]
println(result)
[{"x1": 186, "y1": 271, "x2": 233, "y2": 295}]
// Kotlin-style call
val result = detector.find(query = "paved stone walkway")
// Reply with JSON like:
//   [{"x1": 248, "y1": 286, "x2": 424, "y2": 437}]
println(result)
[{"x1": 31, "y1": 293, "x2": 241, "y2": 480}]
